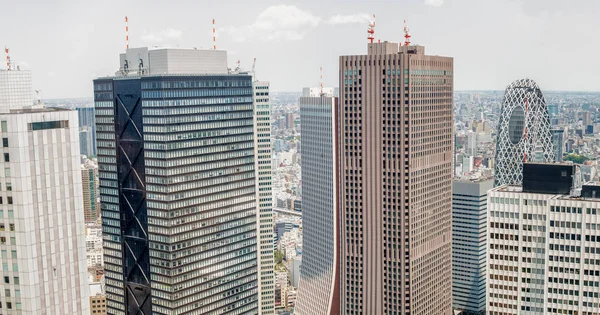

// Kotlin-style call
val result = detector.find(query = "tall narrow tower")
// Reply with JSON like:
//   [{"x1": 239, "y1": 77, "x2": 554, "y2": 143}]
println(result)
[
  {"x1": 295, "y1": 88, "x2": 339, "y2": 315},
  {"x1": 339, "y1": 40, "x2": 454, "y2": 314},
  {"x1": 494, "y1": 79, "x2": 554, "y2": 186}
]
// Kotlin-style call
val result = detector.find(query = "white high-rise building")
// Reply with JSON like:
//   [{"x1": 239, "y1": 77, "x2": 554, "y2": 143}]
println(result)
[
  {"x1": 0, "y1": 68, "x2": 89, "y2": 314},
  {"x1": 488, "y1": 163, "x2": 600, "y2": 315}
]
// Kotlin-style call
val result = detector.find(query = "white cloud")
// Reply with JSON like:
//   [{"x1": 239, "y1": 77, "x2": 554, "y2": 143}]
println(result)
[
  {"x1": 327, "y1": 14, "x2": 372, "y2": 25},
  {"x1": 141, "y1": 28, "x2": 183, "y2": 42},
  {"x1": 221, "y1": 5, "x2": 320, "y2": 42},
  {"x1": 425, "y1": 0, "x2": 444, "y2": 7}
]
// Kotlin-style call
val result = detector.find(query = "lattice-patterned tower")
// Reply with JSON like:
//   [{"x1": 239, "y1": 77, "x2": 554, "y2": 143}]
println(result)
[{"x1": 494, "y1": 79, "x2": 555, "y2": 186}]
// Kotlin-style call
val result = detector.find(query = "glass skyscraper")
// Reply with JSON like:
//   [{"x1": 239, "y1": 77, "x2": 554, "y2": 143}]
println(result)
[{"x1": 94, "y1": 47, "x2": 273, "y2": 314}]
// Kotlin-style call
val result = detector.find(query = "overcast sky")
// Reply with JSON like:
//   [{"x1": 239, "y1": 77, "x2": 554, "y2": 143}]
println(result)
[{"x1": 2, "y1": 0, "x2": 599, "y2": 98}]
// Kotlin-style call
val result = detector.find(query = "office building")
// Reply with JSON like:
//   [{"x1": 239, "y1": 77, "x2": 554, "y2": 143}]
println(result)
[
  {"x1": 82, "y1": 157, "x2": 99, "y2": 223},
  {"x1": 551, "y1": 129, "x2": 564, "y2": 162},
  {"x1": 90, "y1": 282, "x2": 108, "y2": 315},
  {"x1": 339, "y1": 41, "x2": 453, "y2": 314},
  {"x1": 295, "y1": 89, "x2": 340, "y2": 314},
  {"x1": 452, "y1": 178, "x2": 493, "y2": 315},
  {"x1": 466, "y1": 130, "x2": 477, "y2": 156},
  {"x1": 494, "y1": 79, "x2": 554, "y2": 186},
  {"x1": 253, "y1": 80, "x2": 275, "y2": 313},
  {"x1": 94, "y1": 47, "x2": 272, "y2": 314},
  {"x1": 487, "y1": 163, "x2": 600, "y2": 315},
  {"x1": 0, "y1": 68, "x2": 90, "y2": 314},
  {"x1": 302, "y1": 87, "x2": 334, "y2": 97},
  {"x1": 77, "y1": 106, "x2": 97, "y2": 157}
]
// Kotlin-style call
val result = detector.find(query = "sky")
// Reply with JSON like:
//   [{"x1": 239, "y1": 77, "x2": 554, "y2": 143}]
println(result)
[{"x1": 1, "y1": 0, "x2": 599, "y2": 98}]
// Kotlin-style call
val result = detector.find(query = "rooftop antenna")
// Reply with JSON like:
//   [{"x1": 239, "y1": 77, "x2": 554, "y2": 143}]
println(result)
[
  {"x1": 4, "y1": 47, "x2": 10, "y2": 71},
  {"x1": 367, "y1": 14, "x2": 376, "y2": 43},
  {"x1": 319, "y1": 66, "x2": 323, "y2": 96},
  {"x1": 212, "y1": 19, "x2": 217, "y2": 50},
  {"x1": 403, "y1": 20, "x2": 411, "y2": 46},
  {"x1": 125, "y1": 16, "x2": 129, "y2": 49},
  {"x1": 252, "y1": 57, "x2": 256, "y2": 74},
  {"x1": 35, "y1": 90, "x2": 42, "y2": 105},
  {"x1": 235, "y1": 59, "x2": 240, "y2": 72}
]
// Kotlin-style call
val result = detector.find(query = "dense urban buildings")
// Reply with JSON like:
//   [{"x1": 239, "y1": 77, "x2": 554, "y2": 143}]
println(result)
[
  {"x1": 94, "y1": 47, "x2": 273, "y2": 314},
  {"x1": 452, "y1": 178, "x2": 493, "y2": 315},
  {"x1": 487, "y1": 162, "x2": 600, "y2": 315},
  {"x1": 295, "y1": 88, "x2": 340, "y2": 314},
  {"x1": 0, "y1": 68, "x2": 90, "y2": 313},
  {"x1": 494, "y1": 79, "x2": 554, "y2": 186},
  {"x1": 339, "y1": 41, "x2": 453, "y2": 314}
]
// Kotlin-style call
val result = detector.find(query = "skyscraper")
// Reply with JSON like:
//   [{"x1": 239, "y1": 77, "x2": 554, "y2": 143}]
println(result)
[
  {"x1": 295, "y1": 88, "x2": 340, "y2": 314},
  {"x1": 82, "y1": 157, "x2": 99, "y2": 223},
  {"x1": 494, "y1": 79, "x2": 554, "y2": 186},
  {"x1": 253, "y1": 80, "x2": 275, "y2": 313},
  {"x1": 487, "y1": 163, "x2": 600, "y2": 315},
  {"x1": 552, "y1": 129, "x2": 564, "y2": 162},
  {"x1": 452, "y1": 178, "x2": 493, "y2": 315},
  {"x1": 0, "y1": 68, "x2": 90, "y2": 314},
  {"x1": 339, "y1": 42, "x2": 453, "y2": 314},
  {"x1": 94, "y1": 47, "x2": 272, "y2": 314}
]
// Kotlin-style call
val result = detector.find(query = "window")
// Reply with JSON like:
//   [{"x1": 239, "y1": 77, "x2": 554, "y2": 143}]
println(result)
[
  {"x1": 9, "y1": 224, "x2": 14, "y2": 231},
  {"x1": 1, "y1": 121, "x2": 6, "y2": 133},
  {"x1": 28, "y1": 120, "x2": 69, "y2": 131},
  {"x1": 4, "y1": 153, "x2": 9, "y2": 162},
  {"x1": 0, "y1": 224, "x2": 4, "y2": 231},
  {"x1": 3, "y1": 276, "x2": 7, "y2": 283},
  {"x1": 7, "y1": 302, "x2": 11, "y2": 309},
  {"x1": 4, "y1": 289, "x2": 9, "y2": 297},
  {"x1": 13, "y1": 277, "x2": 18, "y2": 285},
  {"x1": 4, "y1": 168, "x2": 10, "y2": 178},
  {"x1": 0, "y1": 238, "x2": 4, "y2": 245},
  {"x1": 10, "y1": 250, "x2": 16, "y2": 259},
  {"x1": 7, "y1": 197, "x2": 12, "y2": 205},
  {"x1": 6, "y1": 182, "x2": 11, "y2": 191},
  {"x1": 2, "y1": 138, "x2": 7, "y2": 147}
]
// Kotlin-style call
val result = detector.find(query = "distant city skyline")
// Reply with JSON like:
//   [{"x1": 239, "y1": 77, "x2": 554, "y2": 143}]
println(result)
[{"x1": 2, "y1": 0, "x2": 600, "y2": 98}]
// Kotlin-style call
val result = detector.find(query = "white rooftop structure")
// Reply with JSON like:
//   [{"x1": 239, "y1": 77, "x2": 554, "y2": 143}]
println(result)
[
  {"x1": 118, "y1": 47, "x2": 228, "y2": 76},
  {"x1": 0, "y1": 70, "x2": 34, "y2": 113}
]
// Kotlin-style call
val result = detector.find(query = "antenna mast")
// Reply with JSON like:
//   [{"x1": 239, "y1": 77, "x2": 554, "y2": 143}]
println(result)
[
  {"x1": 125, "y1": 16, "x2": 129, "y2": 49},
  {"x1": 213, "y1": 19, "x2": 217, "y2": 50},
  {"x1": 319, "y1": 67, "x2": 323, "y2": 96},
  {"x1": 367, "y1": 14, "x2": 376, "y2": 43},
  {"x1": 4, "y1": 47, "x2": 9, "y2": 71},
  {"x1": 252, "y1": 57, "x2": 256, "y2": 74},
  {"x1": 403, "y1": 20, "x2": 411, "y2": 46}
]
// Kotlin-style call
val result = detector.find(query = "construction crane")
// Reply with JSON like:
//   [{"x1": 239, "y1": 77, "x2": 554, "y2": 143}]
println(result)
[{"x1": 213, "y1": 19, "x2": 217, "y2": 50}]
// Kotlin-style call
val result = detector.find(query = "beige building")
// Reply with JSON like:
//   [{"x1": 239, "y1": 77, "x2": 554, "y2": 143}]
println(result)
[
  {"x1": 89, "y1": 282, "x2": 107, "y2": 315},
  {"x1": 339, "y1": 42, "x2": 453, "y2": 314}
]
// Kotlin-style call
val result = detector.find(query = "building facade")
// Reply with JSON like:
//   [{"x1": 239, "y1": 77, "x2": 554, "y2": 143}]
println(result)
[
  {"x1": 82, "y1": 157, "x2": 99, "y2": 223},
  {"x1": 494, "y1": 79, "x2": 554, "y2": 186},
  {"x1": 94, "y1": 47, "x2": 271, "y2": 314},
  {"x1": 295, "y1": 92, "x2": 340, "y2": 314},
  {"x1": 339, "y1": 42, "x2": 453, "y2": 314},
  {"x1": 488, "y1": 163, "x2": 600, "y2": 315},
  {"x1": 253, "y1": 80, "x2": 275, "y2": 313},
  {"x1": 0, "y1": 68, "x2": 89, "y2": 314},
  {"x1": 551, "y1": 129, "x2": 564, "y2": 163},
  {"x1": 452, "y1": 178, "x2": 493, "y2": 315}
]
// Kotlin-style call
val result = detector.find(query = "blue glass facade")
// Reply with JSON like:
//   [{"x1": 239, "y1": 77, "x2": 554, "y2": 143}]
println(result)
[{"x1": 95, "y1": 75, "x2": 260, "y2": 315}]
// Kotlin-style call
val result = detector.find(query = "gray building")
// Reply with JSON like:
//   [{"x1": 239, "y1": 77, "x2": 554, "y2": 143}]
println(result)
[
  {"x1": 551, "y1": 129, "x2": 564, "y2": 162},
  {"x1": 452, "y1": 178, "x2": 493, "y2": 315},
  {"x1": 295, "y1": 90, "x2": 339, "y2": 315},
  {"x1": 94, "y1": 47, "x2": 273, "y2": 314}
]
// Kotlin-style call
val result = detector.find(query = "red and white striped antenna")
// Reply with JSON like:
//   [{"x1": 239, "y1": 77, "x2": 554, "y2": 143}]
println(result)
[
  {"x1": 212, "y1": 19, "x2": 217, "y2": 50},
  {"x1": 403, "y1": 20, "x2": 411, "y2": 46},
  {"x1": 4, "y1": 47, "x2": 10, "y2": 71},
  {"x1": 125, "y1": 16, "x2": 129, "y2": 49},
  {"x1": 319, "y1": 67, "x2": 323, "y2": 96},
  {"x1": 367, "y1": 14, "x2": 376, "y2": 43}
]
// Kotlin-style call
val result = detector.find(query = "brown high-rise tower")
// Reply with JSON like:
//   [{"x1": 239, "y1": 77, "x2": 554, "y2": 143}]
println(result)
[{"x1": 339, "y1": 42, "x2": 453, "y2": 314}]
